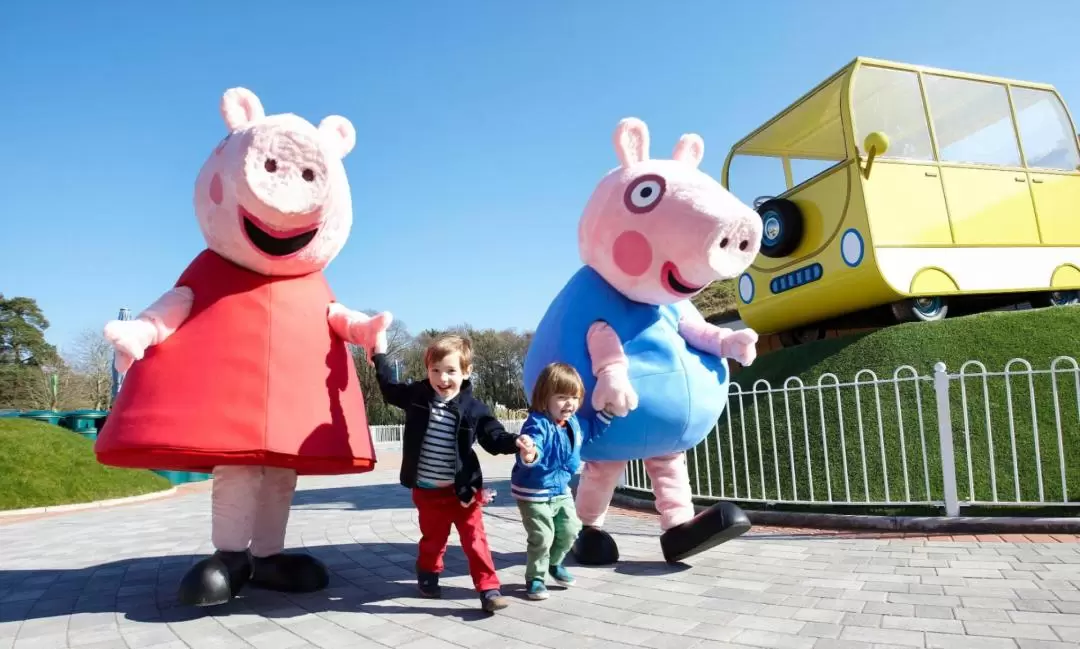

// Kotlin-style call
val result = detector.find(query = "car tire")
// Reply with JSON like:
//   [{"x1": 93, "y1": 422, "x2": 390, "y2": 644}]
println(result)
[
  {"x1": 756, "y1": 198, "x2": 804, "y2": 259},
  {"x1": 778, "y1": 326, "x2": 826, "y2": 348},
  {"x1": 891, "y1": 297, "x2": 948, "y2": 323},
  {"x1": 1030, "y1": 290, "x2": 1079, "y2": 309}
]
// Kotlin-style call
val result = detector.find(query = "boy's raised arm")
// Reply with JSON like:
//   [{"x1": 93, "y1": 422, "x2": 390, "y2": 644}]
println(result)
[
  {"x1": 475, "y1": 403, "x2": 528, "y2": 456},
  {"x1": 371, "y1": 351, "x2": 410, "y2": 409}
]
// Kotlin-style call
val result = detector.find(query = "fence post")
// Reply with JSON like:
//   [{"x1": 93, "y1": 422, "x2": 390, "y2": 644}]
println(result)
[{"x1": 933, "y1": 362, "x2": 960, "y2": 517}]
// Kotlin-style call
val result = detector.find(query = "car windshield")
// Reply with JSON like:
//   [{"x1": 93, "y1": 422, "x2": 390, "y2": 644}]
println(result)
[{"x1": 728, "y1": 74, "x2": 849, "y2": 204}]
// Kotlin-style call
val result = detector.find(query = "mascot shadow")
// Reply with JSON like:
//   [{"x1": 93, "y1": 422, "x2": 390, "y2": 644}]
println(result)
[
  {"x1": 0, "y1": 541, "x2": 528, "y2": 625},
  {"x1": 1, "y1": 480, "x2": 705, "y2": 626}
]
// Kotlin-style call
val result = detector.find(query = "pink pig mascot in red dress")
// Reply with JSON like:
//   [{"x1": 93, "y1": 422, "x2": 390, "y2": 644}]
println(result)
[{"x1": 96, "y1": 88, "x2": 392, "y2": 607}]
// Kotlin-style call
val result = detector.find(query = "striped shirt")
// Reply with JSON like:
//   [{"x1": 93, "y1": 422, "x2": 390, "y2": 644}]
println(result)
[{"x1": 415, "y1": 399, "x2": 459, "y2": 488}]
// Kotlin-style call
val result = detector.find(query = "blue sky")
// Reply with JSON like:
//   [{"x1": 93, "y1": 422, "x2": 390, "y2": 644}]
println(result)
[{"x1": 2, "y1": 0, "x2": 1078, "y2": 355}]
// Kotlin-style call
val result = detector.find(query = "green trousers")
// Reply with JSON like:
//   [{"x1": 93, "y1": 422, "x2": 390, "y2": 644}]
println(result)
[{"x1": 516, "y1": 494, "x2": 582, "y2": 583}]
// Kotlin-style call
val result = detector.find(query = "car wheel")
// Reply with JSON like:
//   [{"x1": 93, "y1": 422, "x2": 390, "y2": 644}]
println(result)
[
  {"x1": 756, "y1": 198, "x2": 804, "y2": 259},
  {"x1": 891, "y1": 297, "x2": 948, "y2": 323},
  {"x1": 1031, "y1": 290, "x2": 1079, "y2": 308}
]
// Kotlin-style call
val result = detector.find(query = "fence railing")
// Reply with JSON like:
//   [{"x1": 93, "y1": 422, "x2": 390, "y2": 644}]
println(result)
[{"x1": 622, "y1": 356, "x2": 1080, "y2": 516}]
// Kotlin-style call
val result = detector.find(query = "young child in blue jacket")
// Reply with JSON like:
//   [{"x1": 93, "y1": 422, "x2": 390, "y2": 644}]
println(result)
[{"x1": 512, "y1": 361, "x2": 618, "y2": 600}]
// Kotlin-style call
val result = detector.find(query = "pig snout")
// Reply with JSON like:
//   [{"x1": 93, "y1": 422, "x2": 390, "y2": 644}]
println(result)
[
  {"x1": 242, "y1": 126, "x2": 330, "y2": 219},
  {"x1": 706, "y1": 205, "x2": 762, "y2": 279}
]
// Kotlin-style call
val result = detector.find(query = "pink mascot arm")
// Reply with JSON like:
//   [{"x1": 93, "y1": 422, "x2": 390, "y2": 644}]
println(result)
[
  {"x1": 104, "y1": 286, "x2": 195, "y2": 373},
  {"x1": 327, "y1": 303, "x2": 392, "y2": 361},
  {"x1": 586, "y1": 321, "x2": 638, "y2": 417},
  {"x1": 677, "y1": 309, "x2": 758, "y2": 367}
]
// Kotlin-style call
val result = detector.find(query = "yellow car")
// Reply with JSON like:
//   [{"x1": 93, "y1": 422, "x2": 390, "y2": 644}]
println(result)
[{"x1": 722, "y1": 57, "x2": 1080, "y2": 344}]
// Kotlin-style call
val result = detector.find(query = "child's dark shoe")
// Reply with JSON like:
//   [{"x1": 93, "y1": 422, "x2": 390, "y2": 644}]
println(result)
[
  {"x1": 480, "y1": 588, "x2": 508, "y2": 612},
  {"x1": 526, "y1": 579, "x2": 549, "y2": 600},
  {"x1": 548, "y1": 564, "x2": 575, "y2": 586},
  {"x1": 417, "y1": 572, "x2": 441, "y2": 598}
]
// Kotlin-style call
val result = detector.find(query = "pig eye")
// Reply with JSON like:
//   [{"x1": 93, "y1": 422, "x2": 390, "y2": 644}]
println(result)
[
  {"x1": 264, "y1": 158, "x2": 278, "y2": 173},
  {"x1": 624, "y1": 174, "x2": 666, "y2": 214},
  {"x1": 302, "y1": 168, "x2": 315, "y2": 182}
]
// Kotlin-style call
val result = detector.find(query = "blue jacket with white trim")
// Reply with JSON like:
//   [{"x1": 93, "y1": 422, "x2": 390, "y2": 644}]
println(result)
[{"x1": 510, "y1": 409, "x2": 613, "y2": 502}]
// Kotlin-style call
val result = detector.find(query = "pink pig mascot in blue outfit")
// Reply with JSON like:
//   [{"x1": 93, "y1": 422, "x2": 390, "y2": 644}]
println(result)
[{"x1": 524, "y1": 118, "x2": 764, "y2": 565}]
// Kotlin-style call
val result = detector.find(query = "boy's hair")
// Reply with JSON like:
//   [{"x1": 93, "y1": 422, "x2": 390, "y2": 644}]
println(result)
[
  {"x1": 530, "y1": 362, "x2": 585, "y2": 412},
  {"x1": 424, "y1": 334, "x2": 473, "y2": 373}
]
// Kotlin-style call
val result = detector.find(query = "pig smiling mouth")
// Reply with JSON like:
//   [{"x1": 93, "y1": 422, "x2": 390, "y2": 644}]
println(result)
[
  {"x1": 239, "y1": 206, "x2": 318, "y2": 257},
  {"x1": 660, "y1": 261, "x2": 705, "y2": 296}
]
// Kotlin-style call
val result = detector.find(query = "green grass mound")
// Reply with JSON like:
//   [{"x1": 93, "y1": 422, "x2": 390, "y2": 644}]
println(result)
[
  {"x1": 692, "y1": 279, "x2": 739, "y2": 322},
  {"x1": 0, "y1": 419, "x2": 171, "y2": 511},
  {"x1": 679, "y1": 307, "x2": 1080, "y2": 514}
]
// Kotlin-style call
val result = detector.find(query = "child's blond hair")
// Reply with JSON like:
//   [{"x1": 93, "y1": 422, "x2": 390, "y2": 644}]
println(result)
[
  {"x1": 424, "y1": 334, "x2": 473, "y2": 373},
  {"x1": 530, "y1": 362, "x2": 585, "y2": 413}
]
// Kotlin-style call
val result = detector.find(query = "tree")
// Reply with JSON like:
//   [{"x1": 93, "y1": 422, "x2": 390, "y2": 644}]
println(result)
[
  {"x1": 0, "y1": 294, "x2": 57, "y2": 366},
  {"x1": 465, "y1": 326, "x2": 531, "y2": 410},
  {"x1": 66, "y1": 328, "x2": 115, "y2": 410}
]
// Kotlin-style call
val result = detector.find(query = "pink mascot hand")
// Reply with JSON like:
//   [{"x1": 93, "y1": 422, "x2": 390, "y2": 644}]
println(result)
[
  {"x1": 349, "y1": 311, "x2": 392, "y2": 355},
  {"x1": 327, "y1": 304, "x2": 393, "y2": 361},
  {"x1": 720, "y1": 329, "x2": 759, "y2": 367},
  {"x1": 103, "y1": 319, "x2": 156, "y2": 373},
  {"x1": 592, "y1": 365, "x2": 638, "y2": 417}
]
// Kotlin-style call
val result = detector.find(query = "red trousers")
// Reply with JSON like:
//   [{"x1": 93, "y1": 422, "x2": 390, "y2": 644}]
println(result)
[{"x1": 411, "y1": 487, "x2": 500, "y2": 592}]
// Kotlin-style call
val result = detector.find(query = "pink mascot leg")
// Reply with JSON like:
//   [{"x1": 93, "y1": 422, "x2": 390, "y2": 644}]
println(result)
[
  {"x1": 248, "y1": 468, "x2": 329, "y2": 593},
  {"x1": 576, "y1": 460, "x2": 627, "y2": 528},
  {"x1": 178, "y1": 465, "x2": 261, "y2": 607},
  {"x1": 642, "y1": 453, "x2": 696, "y2": 531},
  {"x1": 649, "y1": 452, "x2": 752, "y2": 565},
  {"x1": 572, "y1": 460, "x2": 627, "y2": 565}
]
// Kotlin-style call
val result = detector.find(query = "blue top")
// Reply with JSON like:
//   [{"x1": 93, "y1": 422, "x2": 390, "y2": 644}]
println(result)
[
  {"x1": 523, "y1": 265, "x2": 731, "y2": 462},
  {"x1": 510, "y1": 410, "x2": 612, "y2": 502}
]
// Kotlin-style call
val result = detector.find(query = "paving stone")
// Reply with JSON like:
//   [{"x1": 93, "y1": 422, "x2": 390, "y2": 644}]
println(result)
[{"x1": 2, "y1": 453, "x2": 1079, "y2": 648}]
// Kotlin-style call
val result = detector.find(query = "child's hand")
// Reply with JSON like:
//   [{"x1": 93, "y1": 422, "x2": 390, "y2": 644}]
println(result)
[
  {"x1": 520, "y1": 447, "x2": 538, "y2": 464},
  {"x1": 515, "y1": 435, "x2": 535, "y2": 453},
  {"x1": 461, "y1": 487, "x2": 496, "y2": 507}
]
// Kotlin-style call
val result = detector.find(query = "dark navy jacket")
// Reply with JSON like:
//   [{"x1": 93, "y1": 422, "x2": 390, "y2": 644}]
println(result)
[{"x1": 373, "y1": 353, "x2": 521, "y2": 504}]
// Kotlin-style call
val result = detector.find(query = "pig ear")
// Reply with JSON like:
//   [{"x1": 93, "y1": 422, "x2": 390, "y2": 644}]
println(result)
[
  {"x1": 220, "y1": 88, "x2": 265, "y2": 131},
  {"x1": 613, "y1": 117, "x2": 650, "y2": 167},
  {"x1": 319, "y1": 115, "x2": 356, "y2": 159},
  {"x1": 672, "y1": 133, "x2": 705, "y2": 168}
]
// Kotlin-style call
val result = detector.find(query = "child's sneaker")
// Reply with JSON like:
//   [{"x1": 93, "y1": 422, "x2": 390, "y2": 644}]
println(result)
[
  {"x1": 480, "y1": 588, "x2": 508, "y2": 613},
  {"x1": 526, "y1": 579, "x2": 549, "y2": 600},
  {"x1": 417, "y1": 572, "x2": 441, "y2": 598},
  {"x1": 548, "y1": 564, "x2": 575, "y2": 586}
]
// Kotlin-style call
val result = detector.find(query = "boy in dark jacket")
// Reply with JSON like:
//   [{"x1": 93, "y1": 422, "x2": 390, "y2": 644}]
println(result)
[{"x1": 372, "y1": 333, "x2": 533, "y2": 613}]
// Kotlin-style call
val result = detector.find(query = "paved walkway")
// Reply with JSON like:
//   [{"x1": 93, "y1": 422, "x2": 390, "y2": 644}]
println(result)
[{"x1": 3, "y1": 454, "x2": 1080, "y2": 649}]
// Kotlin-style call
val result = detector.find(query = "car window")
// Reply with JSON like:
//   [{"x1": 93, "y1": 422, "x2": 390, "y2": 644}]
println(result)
[
  {"x1": 1011, "y1": 86, "x2": 1080, "y2": 172},
  {"x1": 852, "y1": 66, "x2": 935, "y2": 162},
  {"x1": 924, "y1": 74, "x2": 1022, "y2": 167}
]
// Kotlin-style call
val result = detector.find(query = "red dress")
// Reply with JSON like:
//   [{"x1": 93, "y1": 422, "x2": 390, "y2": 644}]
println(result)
[{"x1": 96, "y1": 250, "x2": 376, "y2": 475}]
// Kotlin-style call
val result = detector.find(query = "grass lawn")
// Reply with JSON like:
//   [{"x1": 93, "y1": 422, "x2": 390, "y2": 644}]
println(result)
[
  {"x1": 668, "y1": 307, "x2": 1080, "y2": 514},
  {"x1": 0, "y1": 418, "x2": 171, "y2": 511},
  {"x1": 692, "y1": 279, "x2": 739, "y2": 323}
]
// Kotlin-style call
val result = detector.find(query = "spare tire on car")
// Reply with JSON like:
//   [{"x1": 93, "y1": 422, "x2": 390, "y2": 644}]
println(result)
[{"x1": 756, "y1": 198, "x2": 804, "y2": 258}]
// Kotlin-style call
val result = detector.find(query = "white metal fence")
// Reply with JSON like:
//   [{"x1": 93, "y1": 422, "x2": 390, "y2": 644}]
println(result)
[{"x1": 621, "y1": 356, "x2": 1080, "y2": 516}]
